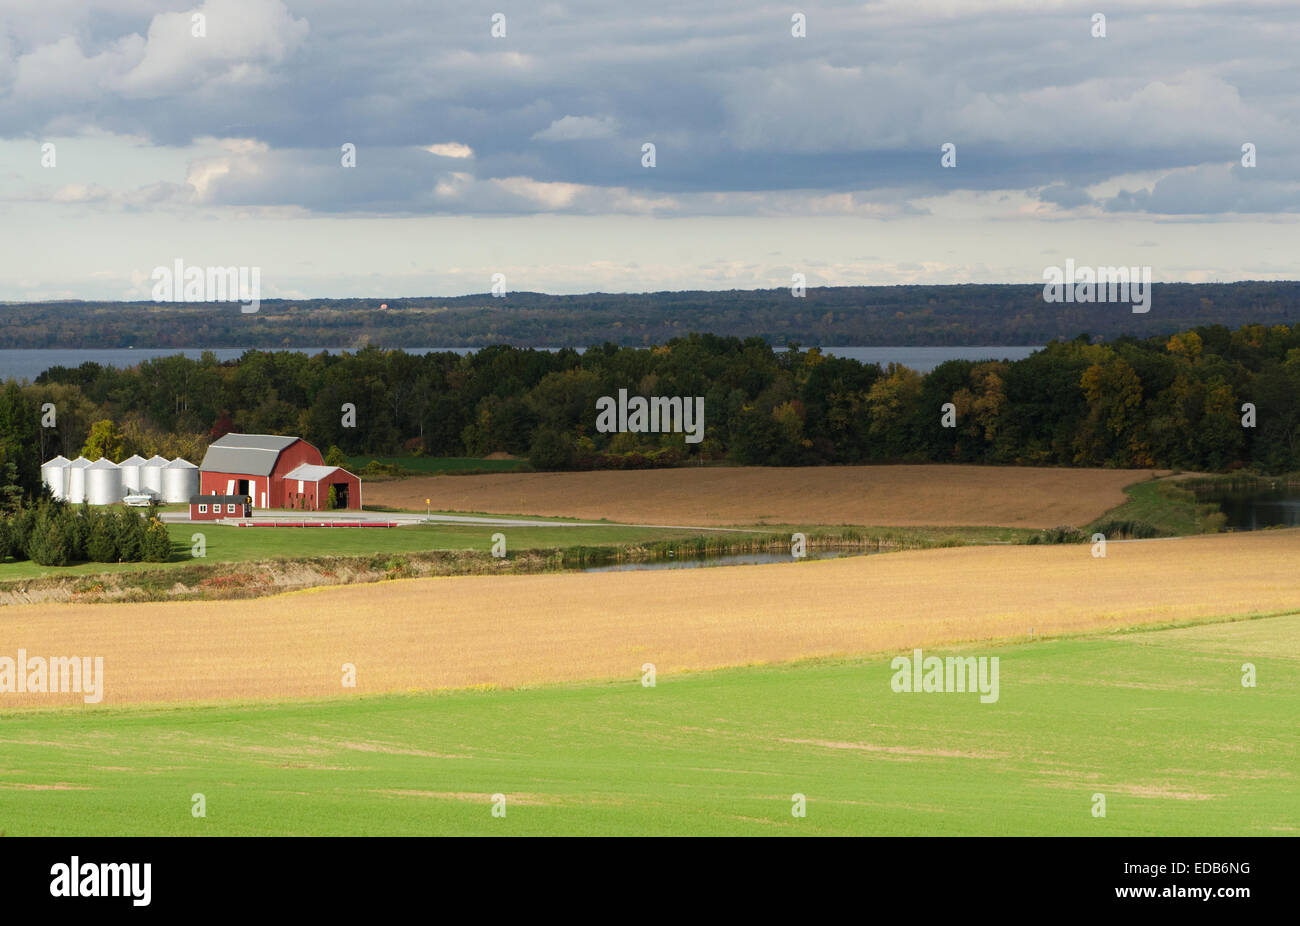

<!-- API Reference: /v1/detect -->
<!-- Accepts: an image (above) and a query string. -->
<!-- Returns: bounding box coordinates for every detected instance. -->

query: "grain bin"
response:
[161,458,199,503]
[41,455,70,500]
[65,456,92,504]
[118,454,146,494]
[85,457,123,505]
[140,455,168,496]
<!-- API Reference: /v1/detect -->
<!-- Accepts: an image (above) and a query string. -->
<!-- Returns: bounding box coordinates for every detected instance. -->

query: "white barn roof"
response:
[282,463,352,482]
[200,433,300,476]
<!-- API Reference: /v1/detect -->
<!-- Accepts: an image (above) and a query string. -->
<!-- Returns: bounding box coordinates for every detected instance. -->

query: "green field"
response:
[0,521,732,580]
[3,614,1294,836]
[0,519,1034,581]
[1087,478,1228,537]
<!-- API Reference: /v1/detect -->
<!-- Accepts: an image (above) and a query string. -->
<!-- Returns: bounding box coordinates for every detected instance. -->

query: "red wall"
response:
[198,472,269,506]
[267,440,325,508]
[283,468,362,511]
[189,500,249,520]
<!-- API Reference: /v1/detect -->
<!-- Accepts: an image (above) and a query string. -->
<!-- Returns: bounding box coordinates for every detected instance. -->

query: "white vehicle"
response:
[122,493,158,507]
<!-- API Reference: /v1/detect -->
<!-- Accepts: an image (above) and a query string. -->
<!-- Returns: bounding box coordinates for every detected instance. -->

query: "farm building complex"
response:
[197,433,362,510]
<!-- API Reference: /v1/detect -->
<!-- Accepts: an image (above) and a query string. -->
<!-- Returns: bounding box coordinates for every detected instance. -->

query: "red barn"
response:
[197,433,362,510]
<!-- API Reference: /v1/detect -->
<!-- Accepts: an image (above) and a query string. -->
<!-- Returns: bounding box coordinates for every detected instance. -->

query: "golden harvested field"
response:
[4,530,1296,706]
[367,464,1160,527]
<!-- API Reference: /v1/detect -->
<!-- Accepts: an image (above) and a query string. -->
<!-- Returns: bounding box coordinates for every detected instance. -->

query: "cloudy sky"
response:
[2,0,1298,301]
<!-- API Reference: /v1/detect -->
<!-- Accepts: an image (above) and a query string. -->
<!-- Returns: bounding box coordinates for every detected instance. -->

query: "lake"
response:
[1193,484,1300,530]
[0,345,1044,382]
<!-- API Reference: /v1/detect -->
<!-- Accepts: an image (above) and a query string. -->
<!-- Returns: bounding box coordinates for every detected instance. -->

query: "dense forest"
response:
[0,323,1297,504]
[3,282,1300,349]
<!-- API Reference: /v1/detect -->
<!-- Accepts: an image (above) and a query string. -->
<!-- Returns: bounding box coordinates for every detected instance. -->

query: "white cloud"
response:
[532,115,620,142]
[425,142,474,158]
[7,0,308,105]
[118,0,309,96]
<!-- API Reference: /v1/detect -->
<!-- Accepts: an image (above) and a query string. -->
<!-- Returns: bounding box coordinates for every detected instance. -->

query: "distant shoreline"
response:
[0,345,1045,382]
[2,282,1295,355]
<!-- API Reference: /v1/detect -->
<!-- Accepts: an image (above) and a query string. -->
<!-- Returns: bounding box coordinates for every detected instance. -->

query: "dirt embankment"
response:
[0,550,557,607]
[0,531,893,606]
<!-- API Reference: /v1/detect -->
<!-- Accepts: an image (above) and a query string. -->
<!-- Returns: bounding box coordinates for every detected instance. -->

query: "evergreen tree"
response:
[86,510,119,562]
[7,505,35,561]
[116,508,146,562]
[25,504,70,566]
[67,501,92,561]
[142,517,173,563]
[0,461,23,513]
[0,383,41,499]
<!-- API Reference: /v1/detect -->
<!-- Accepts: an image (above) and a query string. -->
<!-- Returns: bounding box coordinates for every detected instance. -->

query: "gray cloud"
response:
[3,0,1299,218]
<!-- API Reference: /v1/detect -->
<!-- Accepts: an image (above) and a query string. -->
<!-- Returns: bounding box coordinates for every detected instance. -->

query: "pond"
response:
[1193,484,1300,530]
[582,549,865,572]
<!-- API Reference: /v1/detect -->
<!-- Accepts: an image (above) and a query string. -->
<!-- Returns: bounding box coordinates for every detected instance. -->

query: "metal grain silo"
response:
[41,455,70,500]
[161,458,199,503]
[119,454,146,494]
[140,455,168,497]
[65,456,92,504]
[85,457,123,505]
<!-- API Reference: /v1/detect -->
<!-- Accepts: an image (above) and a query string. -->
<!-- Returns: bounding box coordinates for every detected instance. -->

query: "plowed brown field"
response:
[4,530,1295,706]
[366,465,1160,527]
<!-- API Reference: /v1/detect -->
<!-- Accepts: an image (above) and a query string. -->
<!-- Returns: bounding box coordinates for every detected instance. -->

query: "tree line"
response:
[3,281,1299,349]
[0,322,1296,500]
